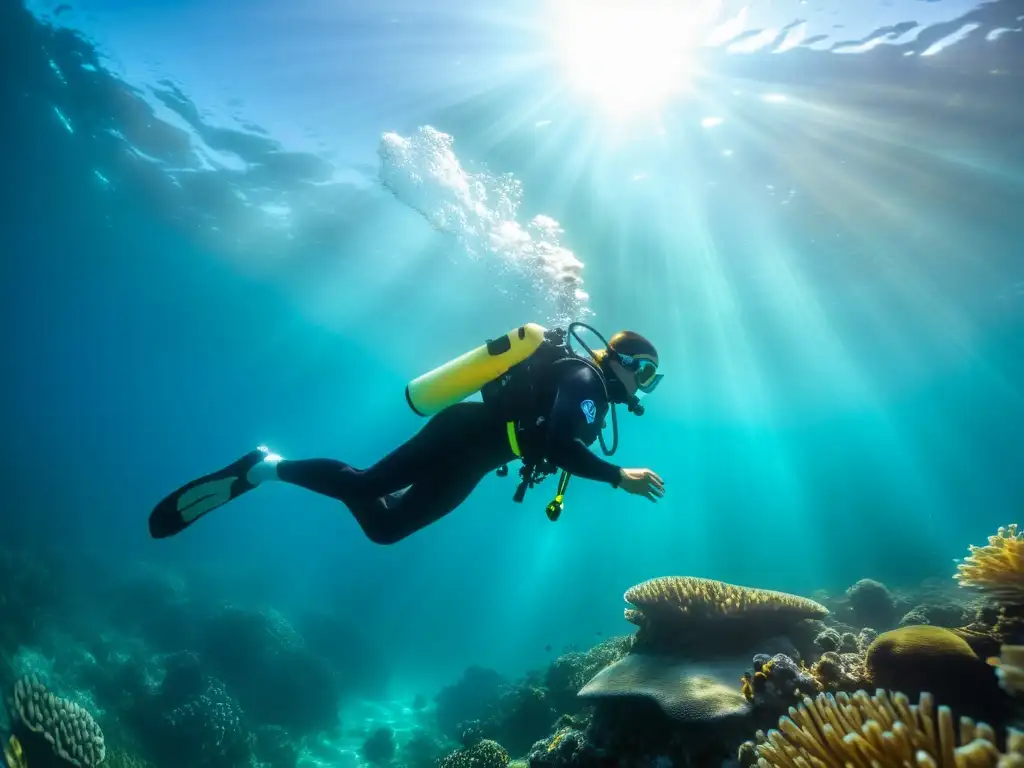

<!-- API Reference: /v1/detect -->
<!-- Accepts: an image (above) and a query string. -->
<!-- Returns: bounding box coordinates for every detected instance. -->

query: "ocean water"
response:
[1,0,1023,764]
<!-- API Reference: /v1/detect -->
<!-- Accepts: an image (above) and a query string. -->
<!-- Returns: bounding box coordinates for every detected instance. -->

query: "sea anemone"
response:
[955,525,1024,606]
[750,689,1022,768]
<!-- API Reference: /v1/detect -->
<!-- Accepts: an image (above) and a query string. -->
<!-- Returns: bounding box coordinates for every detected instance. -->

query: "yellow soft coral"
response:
[990,645,1024,698]
[751,689,1024,768]
[955,524,1024,605]
[4,736,26,768]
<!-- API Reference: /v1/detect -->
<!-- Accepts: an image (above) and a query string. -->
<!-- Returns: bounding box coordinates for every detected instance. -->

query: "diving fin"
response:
[148,446,273,539]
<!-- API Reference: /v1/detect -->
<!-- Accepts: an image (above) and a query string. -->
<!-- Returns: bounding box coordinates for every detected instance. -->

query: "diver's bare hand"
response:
[618,468,665,502]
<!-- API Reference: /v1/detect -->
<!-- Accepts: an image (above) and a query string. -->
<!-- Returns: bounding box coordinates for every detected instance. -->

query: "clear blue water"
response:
[3,0,1023,699]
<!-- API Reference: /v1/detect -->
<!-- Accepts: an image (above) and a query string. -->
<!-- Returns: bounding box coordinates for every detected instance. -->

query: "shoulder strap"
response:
[549,355,610,403]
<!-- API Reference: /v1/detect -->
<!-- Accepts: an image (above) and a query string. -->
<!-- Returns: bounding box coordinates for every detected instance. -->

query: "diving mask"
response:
[617,353,663,394]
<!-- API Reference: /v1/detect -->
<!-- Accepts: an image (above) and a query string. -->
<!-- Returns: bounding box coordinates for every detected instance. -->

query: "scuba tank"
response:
[405,323,548,416]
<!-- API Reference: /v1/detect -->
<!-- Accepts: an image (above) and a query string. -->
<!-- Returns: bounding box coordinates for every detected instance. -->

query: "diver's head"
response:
[595,330,662,403]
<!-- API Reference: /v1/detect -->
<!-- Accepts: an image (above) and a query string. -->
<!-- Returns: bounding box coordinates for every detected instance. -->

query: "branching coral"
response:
[955,525,1024,606]
[749,689,1023,768]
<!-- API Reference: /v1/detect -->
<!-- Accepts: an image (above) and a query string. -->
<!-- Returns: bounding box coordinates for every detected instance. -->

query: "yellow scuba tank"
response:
[405,323,548,416]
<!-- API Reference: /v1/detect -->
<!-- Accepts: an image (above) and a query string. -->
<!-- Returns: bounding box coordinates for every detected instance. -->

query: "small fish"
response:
[544,644,552,653]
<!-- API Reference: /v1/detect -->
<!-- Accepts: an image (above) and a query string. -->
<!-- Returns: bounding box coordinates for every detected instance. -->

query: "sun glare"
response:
[549,0,709,118]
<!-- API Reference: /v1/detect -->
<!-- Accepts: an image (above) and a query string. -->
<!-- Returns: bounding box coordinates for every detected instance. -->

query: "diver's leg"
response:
[352,460,493,544]
[274,402,500,500]
[276,403,513,543]
[148,402,510,542]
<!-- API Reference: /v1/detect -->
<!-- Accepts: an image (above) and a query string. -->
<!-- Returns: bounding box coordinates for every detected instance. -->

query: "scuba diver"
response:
[148,322,665,544]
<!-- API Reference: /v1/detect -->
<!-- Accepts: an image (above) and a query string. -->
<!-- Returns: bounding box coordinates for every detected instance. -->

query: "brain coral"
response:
[11,676,106,768]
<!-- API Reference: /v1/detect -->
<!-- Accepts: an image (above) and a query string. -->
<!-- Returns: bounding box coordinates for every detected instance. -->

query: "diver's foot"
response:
[148,446,282,539]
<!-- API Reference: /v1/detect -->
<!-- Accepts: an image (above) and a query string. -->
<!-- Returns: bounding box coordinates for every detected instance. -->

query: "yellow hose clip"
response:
[545,471,572,521]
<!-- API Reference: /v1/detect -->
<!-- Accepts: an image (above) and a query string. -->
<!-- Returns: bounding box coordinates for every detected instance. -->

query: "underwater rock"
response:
[252,724,298,768]
[845,578,897,630]
[899,601,970,628]
[838,632,859,653]
[488,682,557,758]
[812,628,841,653]
[199,603,340,735]
[459,720,486,748]
[362,726,397,766]
[0,551,64,655]
[435,665,506,740]
[294,609,389,700]
[527,727,598,768]
[401,727,451,768]
[578,652,751,723]
[808,651,867,693]
[544,636,632,713]
[740,654,815,711]
[855,627,878,653]
[108,567,195,654]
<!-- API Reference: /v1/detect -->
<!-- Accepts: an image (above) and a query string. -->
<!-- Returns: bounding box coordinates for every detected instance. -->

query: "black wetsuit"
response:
[277,360,622,544]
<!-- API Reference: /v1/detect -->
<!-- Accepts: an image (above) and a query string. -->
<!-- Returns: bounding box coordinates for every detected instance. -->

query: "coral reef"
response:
[899,601,971,628]
[845,578,898,630]
[624,577,828,653]
[955,524,1024,605]
[741,654,816,710]
[580,652,752,722]
[435,666,506,740]
[400,727,450,768]
[571,576,823,738]
[10,675,106,767]
[159,676,254,767]
[808,651,867,693]
[199,604,340,736]
[0,525,1017,768]
[745,689,1023,767]
[439,739,509,768]
[543,636,631,714]
[361,726,396,766]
